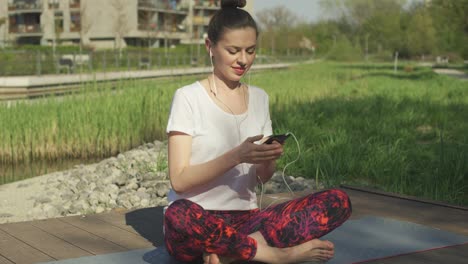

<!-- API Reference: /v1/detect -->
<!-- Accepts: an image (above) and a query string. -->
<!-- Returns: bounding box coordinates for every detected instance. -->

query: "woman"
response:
[164,1,352,263]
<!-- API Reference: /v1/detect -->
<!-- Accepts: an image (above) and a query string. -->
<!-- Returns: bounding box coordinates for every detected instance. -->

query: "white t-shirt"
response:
[166,81,273,210]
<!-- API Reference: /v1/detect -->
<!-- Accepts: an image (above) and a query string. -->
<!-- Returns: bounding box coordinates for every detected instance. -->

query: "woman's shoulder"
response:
[176,81,202,94]
[248,84,269,98]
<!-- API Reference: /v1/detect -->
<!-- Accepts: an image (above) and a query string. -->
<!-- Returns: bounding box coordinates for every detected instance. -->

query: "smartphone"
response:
[261,133,291,144]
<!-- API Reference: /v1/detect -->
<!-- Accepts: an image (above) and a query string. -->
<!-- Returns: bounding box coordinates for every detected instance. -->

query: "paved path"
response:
[0,63,292,100]
[433,68,468,80]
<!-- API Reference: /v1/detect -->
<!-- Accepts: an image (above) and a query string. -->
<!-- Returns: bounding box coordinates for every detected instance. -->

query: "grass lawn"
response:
[1,61,467,206]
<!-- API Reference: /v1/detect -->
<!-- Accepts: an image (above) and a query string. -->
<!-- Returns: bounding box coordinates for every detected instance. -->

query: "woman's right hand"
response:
[235,135,284,164]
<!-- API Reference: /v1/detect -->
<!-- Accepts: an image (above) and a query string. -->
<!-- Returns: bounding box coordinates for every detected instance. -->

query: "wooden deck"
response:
[0,187,467,264]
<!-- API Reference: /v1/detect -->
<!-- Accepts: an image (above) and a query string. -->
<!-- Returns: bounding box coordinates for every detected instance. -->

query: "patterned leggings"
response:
[164,189,352,263]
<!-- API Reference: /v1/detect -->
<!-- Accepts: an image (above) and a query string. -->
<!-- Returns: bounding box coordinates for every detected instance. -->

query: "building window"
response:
[54,11,64,33]
[70,12,81,32]
[8,0,42,10]
[70,0,80,9]
[49,0,59,9]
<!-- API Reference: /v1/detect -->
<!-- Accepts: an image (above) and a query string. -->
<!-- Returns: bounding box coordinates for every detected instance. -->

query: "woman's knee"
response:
[327,188,352,216]
[164,199,201,229]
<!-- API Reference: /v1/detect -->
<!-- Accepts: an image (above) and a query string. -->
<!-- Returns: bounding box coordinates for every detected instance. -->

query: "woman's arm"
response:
[254,141,283,183]
[168,131,240,193]
[168,132,283,194]
[255,160,276,184]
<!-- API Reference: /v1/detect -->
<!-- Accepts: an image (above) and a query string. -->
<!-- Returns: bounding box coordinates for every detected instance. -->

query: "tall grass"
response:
[0,76,194,165]
[1,62,467,206]
[254,62,468,206]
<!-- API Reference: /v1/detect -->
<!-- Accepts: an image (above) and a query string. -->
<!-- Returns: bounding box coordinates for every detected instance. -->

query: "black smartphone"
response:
[262,133,291,144]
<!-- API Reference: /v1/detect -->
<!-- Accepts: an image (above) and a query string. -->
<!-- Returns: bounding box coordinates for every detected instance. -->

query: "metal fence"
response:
[0,49,310,77]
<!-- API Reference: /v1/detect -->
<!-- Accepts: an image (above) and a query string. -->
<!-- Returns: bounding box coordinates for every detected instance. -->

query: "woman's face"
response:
[209,27,257,83]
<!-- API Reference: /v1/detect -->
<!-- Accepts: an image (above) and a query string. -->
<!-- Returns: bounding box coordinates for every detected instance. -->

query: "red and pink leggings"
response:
[164,189,352,262]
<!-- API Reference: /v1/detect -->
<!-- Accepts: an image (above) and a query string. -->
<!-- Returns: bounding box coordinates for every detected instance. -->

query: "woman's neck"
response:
[211,73,241,91]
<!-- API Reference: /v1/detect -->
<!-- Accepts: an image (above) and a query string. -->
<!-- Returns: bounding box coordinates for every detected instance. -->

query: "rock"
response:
[141,199,150,207]
[42,204,60,218]
[26,140,320,223]
[95,206,105,214]
[155,181,170,197]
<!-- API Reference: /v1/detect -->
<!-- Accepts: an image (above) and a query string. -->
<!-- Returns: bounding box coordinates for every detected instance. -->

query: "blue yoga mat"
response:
[39,216,468,264]
[322,216,468,263]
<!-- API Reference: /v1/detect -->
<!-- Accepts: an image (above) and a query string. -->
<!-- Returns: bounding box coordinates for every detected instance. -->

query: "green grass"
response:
[256,62,468,206]
[1,62,467,206]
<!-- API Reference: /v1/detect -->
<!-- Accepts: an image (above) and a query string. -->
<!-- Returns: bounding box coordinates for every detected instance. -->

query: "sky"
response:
[253,0,332,23]
[253,0,422,24]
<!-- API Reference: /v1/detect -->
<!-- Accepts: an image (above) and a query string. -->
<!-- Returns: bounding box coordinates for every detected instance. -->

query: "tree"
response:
[320,0,407,27]
[320,0,408,58]
[0,17,6,48]
[429,0,468,58]
[112,0,130,53]
[309,21,342,55]
[405,7,436,58]
[139,9,159,49]
[256,6,298,55]
[79,0,94,51]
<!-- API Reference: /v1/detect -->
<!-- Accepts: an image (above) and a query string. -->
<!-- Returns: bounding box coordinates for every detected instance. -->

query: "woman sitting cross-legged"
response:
[163,1,352,263]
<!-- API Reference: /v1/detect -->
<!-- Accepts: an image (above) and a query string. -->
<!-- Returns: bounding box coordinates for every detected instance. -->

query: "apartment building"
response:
[0,0,254,49]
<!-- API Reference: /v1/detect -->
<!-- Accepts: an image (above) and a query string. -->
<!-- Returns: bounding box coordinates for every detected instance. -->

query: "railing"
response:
[138,23,185,33]
[70,25,81,32]
[192,16,210,25]
[194,0,219,8]
[8,0,42,11]
[9,24,42,34]
[138,0,188,11]
[0,49,304,77]
[138,24,157,31]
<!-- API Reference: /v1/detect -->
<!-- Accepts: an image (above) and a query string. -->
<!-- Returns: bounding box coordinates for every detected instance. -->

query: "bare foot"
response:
[203,253,234,264]
[281,239,335,263]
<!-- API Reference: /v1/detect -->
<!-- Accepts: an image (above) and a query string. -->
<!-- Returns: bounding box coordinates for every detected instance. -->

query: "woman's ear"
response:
[205,38,213,57]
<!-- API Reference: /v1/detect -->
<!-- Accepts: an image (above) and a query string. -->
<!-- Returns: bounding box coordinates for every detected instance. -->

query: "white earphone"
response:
[209,48,218,96]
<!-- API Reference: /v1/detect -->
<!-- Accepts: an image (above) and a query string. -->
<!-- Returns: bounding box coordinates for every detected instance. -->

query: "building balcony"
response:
[133,28,188,40]
[70,24,81,32]
[138,23,186,33]
[193,16,210,25]
[8,0,42,12]
[9,24,42,35]
[138,0,189,12]
[193,0,219,10]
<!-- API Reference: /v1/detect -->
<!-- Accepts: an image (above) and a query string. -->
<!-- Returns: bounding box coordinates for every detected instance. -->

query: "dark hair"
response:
[207,0,258,45]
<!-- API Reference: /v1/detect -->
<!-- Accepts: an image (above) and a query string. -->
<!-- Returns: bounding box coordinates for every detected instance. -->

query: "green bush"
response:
[327,37,363,61]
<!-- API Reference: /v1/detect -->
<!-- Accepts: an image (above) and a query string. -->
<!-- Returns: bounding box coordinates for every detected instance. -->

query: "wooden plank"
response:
[0,221,91,260]
[92,210,140,235]
[0,254,13,264]
[31,218,127,255]
[0,228,54,264]
[60,215,153,250]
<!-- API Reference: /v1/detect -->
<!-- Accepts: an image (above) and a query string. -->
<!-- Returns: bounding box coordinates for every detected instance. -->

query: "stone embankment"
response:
[2,140,320,222]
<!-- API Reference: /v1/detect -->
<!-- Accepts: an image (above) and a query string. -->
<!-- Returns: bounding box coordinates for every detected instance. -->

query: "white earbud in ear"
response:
[209,48,213,58]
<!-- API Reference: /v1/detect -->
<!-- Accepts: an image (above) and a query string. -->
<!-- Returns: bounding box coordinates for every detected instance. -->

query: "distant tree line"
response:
[256,0,468,62]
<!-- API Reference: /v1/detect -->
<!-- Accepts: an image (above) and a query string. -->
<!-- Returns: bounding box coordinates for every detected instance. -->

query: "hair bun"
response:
[221,0,246,9]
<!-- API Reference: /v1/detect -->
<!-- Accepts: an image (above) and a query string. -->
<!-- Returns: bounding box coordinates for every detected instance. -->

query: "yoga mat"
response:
[322,216,468,263]
[39,216,468,264]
